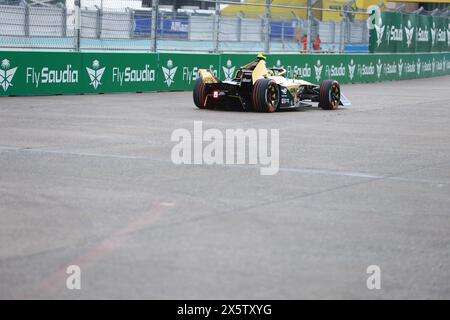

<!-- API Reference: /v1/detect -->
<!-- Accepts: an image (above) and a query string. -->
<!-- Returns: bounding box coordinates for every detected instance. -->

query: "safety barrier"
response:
[1,51,450,97]
[369,11,450,54]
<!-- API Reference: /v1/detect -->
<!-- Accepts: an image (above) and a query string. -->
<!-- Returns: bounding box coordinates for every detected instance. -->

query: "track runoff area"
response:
[1,75,450,301]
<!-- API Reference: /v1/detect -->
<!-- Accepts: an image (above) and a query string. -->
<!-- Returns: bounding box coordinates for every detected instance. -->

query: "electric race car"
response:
[193,56,350,112]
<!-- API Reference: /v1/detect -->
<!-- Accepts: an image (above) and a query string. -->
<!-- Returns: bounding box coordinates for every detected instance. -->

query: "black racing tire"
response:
[251,78,280,113]
[319,80,340,110]
[193,77,210,109]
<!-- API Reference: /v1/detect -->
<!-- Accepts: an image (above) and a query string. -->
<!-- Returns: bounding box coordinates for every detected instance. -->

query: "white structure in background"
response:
[65,0,145,11]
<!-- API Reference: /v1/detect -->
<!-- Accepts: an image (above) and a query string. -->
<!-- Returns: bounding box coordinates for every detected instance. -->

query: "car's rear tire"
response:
[319,80,340,110]
[193,77,210,109]
[251,78,280,112]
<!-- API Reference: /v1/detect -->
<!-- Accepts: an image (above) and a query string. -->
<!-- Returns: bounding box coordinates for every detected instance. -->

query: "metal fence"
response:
[0,0,388,53]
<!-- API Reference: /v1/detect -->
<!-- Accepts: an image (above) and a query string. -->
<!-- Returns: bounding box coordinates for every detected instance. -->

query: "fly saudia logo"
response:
[86,60,106,90]
[447,24,450,46]
[416,58,421,75]
[383,62,397,75]
[325,63,345,79]
[405,62,416,74]
[387,24,403,42]
[26,65,78,88]
[162,60,178,87]
[376,59,383,78]
[416,26,429,42]
[374,18,385,47]
[112,65,155,86]
[404,20,414,47]
[435,59,443,71]
[183,66,217,84]
[222,59,235,81]
[0,59,18,92]
[357,63,375,77]
[398,59,403,77]
[289,64,311,79]
[437,29,446,43]
[314,60,323,82]
[431,22,436,46]
[348,59,356,80]
[422,60,432,73]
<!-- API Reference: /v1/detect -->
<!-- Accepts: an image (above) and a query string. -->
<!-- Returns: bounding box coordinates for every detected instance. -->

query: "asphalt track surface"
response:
[1,76,450,299]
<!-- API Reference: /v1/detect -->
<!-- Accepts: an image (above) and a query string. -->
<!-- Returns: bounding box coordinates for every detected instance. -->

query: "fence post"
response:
[237,13,242,42]
[61,5,67,38]
[151,0,159,52]
[265,0,270,53]
[307,0,312,53]
[95,6,102,39]
[214,0,220,52]
[129,9,135,39]
[23,1,29,37]
[74,0,81,51]
[341,18,347,53]
[160,11,164,39]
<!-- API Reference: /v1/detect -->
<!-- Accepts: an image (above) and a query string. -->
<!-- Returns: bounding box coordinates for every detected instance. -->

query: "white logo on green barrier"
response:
[348,59,356,80]
[86,60,106,90]
[283,63,311,79]
[26,65,78,88]
[162,60,178,87]
[405,20,414,47]
[435,59,443,72]
[398,59,403,77]
[295,63,311,79]
[383,62,397,76]
[357,63,375,77]
[437,29,446,43]
[417,26,429,43]
[326,63,345,79]
[422,60,431,73]
[432,58,435,73]
[314,60,323,81]
[431,22,437,47]
[222,60,235,81]
[388,24,403,43]
[112,65,155,86]
[376,59,382,79]
[447,24,450,46]
[276,60,282,68]
[183,66,217,84]
[0,59,17,92]
[416,58,421,75]
[374,19,385,47]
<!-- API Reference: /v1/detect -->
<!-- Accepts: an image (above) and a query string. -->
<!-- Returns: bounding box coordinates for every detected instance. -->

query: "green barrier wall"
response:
[1,51,450,97]
[369,11,450,53]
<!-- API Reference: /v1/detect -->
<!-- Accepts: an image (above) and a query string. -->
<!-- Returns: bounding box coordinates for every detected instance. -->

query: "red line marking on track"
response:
[17,201,175,299]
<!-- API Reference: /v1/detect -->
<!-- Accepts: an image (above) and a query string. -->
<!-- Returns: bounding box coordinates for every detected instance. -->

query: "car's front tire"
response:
[251,78,280,112]
[319,80,340,110]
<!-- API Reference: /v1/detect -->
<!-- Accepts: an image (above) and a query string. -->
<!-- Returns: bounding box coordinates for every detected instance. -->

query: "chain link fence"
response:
[0,0,446,53]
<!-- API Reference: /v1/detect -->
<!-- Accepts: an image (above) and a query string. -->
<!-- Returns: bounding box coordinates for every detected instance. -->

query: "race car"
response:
[193,55,350,112]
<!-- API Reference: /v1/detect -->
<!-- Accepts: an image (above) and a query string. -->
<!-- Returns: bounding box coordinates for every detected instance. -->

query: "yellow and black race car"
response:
[193,54,351,112]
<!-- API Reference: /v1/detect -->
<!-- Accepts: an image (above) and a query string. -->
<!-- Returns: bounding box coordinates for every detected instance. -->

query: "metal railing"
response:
[1,0,444,53]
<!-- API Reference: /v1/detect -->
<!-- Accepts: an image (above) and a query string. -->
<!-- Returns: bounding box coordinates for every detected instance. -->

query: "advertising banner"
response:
[157,53,220,91]
[370,11,450,54]
[1,51,450,97]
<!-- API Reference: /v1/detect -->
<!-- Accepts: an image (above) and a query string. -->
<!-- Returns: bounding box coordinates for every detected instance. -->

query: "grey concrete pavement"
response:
[0,76,450,299]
